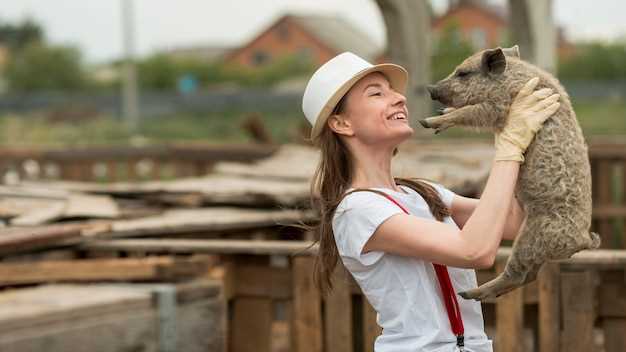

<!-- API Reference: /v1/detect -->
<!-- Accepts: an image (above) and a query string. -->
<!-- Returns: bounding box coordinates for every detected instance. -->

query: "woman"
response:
[299,52,559,351]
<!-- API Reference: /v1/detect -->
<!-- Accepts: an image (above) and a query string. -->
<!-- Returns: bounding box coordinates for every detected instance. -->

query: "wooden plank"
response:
[592,205,626,218]
[291,256,322,352]
[560,271,596,352]
[538,262,560,352]
[0,256,209,286]
[622,160,626,249]
[106,160,118,182]
[597,159,614,247]
[83,239,319,256]
[603,319,626,352]
[0,223,95,256]
[495,260,524,352]
[362,299,381,352]
[235,265,292,299]
[84,241,626,269]
[599,275,626,318]
[324,265,353,352]
[230,297,272,352]
[78,207,317,238]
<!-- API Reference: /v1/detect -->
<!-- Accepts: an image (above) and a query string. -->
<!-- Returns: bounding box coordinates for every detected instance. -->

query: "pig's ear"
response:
[481,48,506,75]
[502,45,520,58]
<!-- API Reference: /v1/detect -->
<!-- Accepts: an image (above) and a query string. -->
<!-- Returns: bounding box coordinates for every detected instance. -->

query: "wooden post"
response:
[495,260,524,352]
[538,262,560,352]
[362,299,381,352]
[291,256,322,352]
[230,297,273,352]
[560,270,596,352]
[600,278,626,352]
[324,265,353,352]
[597,160,614,247]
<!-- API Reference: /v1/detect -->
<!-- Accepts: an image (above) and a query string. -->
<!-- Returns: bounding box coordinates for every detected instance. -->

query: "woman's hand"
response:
[494,77,561,162]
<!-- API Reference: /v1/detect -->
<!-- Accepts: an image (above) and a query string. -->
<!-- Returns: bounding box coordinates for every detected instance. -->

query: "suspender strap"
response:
[372,190,465,350]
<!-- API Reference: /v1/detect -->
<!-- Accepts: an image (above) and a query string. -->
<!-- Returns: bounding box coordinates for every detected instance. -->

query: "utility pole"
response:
[121,0,140,132]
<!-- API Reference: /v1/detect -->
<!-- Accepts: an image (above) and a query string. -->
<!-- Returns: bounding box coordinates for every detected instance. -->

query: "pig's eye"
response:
[456,70,471,78]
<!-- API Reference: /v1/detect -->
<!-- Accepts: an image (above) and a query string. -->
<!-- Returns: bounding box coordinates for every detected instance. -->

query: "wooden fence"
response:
[589,141,626,249]
[2,140,625,248]
[82,239,626,352]
[0,143,277,182]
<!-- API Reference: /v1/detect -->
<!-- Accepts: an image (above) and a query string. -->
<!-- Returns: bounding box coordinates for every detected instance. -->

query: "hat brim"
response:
[310,63,408,141]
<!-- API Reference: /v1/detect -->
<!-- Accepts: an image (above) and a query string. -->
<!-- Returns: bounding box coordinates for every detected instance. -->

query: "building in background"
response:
[433,0,574,58]
[222,13,384,69]
[161,1,573,70]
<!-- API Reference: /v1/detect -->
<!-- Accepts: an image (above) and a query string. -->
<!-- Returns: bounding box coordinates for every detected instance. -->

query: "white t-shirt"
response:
[332,181,493,352]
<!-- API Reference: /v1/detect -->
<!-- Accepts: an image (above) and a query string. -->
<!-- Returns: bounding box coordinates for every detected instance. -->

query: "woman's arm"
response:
[450,193,525,240]
[362,160,519,269]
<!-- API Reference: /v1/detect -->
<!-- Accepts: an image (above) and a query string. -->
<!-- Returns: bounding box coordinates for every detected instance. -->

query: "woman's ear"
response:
[327,114,354,136]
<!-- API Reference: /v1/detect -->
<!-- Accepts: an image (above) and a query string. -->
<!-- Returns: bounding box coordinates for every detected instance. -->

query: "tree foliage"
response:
[558,42,626,81]
[5,43,86,92]
[431,21,475,81]
[0,17,43,51]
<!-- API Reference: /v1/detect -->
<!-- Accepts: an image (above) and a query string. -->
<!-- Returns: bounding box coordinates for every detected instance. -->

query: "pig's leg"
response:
[420,103,503,133]
[458,214,548,301]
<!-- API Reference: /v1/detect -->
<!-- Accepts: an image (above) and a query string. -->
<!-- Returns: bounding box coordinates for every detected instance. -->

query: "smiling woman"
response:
[293,51,560,352]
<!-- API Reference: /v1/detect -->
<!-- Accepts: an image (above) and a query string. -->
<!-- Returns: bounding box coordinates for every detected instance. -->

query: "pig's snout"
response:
[426,85,439,101]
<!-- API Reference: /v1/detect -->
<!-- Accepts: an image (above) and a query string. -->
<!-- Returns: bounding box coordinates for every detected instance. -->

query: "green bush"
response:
[5,43,87,92]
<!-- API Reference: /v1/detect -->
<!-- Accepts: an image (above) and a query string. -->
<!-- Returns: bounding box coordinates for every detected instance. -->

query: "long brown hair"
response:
[294,94,450,297]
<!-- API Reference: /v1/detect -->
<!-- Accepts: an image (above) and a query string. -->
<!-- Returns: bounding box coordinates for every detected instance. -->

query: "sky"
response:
[2,0,626,64]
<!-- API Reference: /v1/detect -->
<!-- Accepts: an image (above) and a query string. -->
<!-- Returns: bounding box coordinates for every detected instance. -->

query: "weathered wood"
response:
[0,256,209,286]
[603,319,626,352]
[0,223,100,256]
[0,185,119,225]
[560,271,596,352]
[599,275,626,318]
[538,262,560,352]
[362,298,381,352]
[0,279,225,352]
[93,207,316,238]
[231,298,272,352]
[495,260,524,352]
[597,159,614,247]
[83,239,319,255]
[85,240,626,268]
[324,265,353,352]
[235,265,291,299]
[291,256,322,352]
[21,172,311,207]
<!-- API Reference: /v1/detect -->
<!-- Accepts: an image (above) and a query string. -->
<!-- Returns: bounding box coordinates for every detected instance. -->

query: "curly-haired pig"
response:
[420,45,600,300]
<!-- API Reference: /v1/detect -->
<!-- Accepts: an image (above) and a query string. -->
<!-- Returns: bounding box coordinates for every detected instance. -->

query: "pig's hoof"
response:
[459,288,484,301]
[419,119,430,128]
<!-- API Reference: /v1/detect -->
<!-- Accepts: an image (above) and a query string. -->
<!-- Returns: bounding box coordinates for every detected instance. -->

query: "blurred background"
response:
[1,0,624,146]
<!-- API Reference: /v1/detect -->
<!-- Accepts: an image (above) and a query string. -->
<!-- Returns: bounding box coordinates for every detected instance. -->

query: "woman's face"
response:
[328,72,412,146]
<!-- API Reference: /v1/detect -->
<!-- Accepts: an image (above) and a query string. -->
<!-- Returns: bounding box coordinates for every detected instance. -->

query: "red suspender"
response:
[374,191,465,350]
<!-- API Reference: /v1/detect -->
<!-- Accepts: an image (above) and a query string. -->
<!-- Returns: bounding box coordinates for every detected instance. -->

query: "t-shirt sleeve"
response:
[332,191,404,266]
[421,180,456,208]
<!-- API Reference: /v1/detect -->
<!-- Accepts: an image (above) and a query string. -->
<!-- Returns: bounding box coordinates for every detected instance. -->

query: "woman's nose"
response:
[392,90,407,105]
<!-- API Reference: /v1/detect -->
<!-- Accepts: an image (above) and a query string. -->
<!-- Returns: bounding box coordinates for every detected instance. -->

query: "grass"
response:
[0,98,624,147]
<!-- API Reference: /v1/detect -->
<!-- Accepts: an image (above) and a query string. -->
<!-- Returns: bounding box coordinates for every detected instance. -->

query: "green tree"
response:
[558,42,626,81]
[0,17,43,51]
[5,43,86,92]
[431,21,475,81]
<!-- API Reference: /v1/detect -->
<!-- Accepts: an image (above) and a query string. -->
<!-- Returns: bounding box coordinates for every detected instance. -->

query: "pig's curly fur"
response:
[424,47,600,300]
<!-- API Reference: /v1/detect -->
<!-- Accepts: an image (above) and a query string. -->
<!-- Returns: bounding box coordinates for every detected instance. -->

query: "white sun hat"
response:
[302,51,408,142]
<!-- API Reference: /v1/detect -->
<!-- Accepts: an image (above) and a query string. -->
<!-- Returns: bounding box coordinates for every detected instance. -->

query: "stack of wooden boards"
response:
[0,141,494,352]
